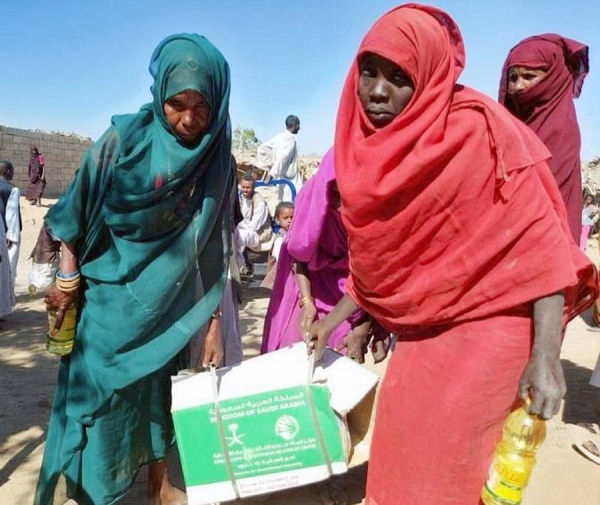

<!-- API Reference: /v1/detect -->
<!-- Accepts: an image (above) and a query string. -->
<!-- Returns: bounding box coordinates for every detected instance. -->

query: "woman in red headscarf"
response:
[499,34,589,242]
[306,4,597,504]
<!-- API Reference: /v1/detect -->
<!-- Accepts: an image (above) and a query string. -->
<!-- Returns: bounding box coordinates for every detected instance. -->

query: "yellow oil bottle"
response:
[481,402,546,505]
[46,306,78,356]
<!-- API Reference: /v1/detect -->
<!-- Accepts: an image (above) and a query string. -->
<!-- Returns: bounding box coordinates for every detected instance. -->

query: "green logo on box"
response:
[173,385,344,487]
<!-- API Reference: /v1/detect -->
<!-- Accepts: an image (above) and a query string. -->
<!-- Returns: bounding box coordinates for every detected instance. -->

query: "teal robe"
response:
[35,34,232,504]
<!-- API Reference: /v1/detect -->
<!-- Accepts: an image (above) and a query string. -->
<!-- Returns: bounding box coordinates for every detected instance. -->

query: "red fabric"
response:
[366,311,534,505]
[334,4,596,333]
[499,35,589,242]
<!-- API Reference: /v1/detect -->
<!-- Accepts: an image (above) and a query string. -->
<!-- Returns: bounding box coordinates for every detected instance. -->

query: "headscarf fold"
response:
[286,150,349,272]
[499,34,588,240]
[334,4,596,332]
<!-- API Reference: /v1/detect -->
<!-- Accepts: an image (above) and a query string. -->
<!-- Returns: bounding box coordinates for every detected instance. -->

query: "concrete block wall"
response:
[0,125,94,199]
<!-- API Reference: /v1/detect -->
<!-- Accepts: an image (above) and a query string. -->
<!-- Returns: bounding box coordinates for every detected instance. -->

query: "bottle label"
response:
[47,309,77,342]
[484,458,529,504]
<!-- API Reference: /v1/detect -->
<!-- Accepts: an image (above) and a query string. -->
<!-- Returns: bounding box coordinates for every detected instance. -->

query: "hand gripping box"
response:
[171,343,379,504]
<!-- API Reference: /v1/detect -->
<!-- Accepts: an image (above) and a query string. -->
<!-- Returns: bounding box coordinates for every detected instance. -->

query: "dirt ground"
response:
[1,197,599,505]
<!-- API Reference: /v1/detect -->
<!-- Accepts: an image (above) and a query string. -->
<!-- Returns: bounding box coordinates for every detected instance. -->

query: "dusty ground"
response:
[1,197,599,504]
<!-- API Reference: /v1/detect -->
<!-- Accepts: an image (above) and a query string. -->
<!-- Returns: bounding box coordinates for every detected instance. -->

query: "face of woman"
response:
[507,66,548,95]
[163,90,211,145]
[358,53,414,129]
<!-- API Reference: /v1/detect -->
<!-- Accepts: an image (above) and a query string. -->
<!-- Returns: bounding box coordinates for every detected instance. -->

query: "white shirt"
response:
[5,187,21,244]
[257,130,299,180]
[237,194,270,233]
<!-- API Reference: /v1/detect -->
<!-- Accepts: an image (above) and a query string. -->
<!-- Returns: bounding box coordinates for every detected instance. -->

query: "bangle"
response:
[57,270,80,279]
[211,310,222,320]
[55,271,81,293]
[298,296,314,308]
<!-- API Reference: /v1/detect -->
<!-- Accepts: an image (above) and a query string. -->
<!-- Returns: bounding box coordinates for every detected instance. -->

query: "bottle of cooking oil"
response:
[481,401,546,505]
[46,306,78,356]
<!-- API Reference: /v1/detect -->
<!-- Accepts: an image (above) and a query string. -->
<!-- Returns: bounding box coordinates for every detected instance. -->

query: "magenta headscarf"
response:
[499,34,589,241]
[261,148,362,353]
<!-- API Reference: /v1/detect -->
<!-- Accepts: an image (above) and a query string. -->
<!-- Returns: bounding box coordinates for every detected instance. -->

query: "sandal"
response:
[576,422,600,435]
[573,440,600,465]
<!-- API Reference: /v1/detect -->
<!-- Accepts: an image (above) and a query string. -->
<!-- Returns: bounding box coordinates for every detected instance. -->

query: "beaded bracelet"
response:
[56,270,81,280]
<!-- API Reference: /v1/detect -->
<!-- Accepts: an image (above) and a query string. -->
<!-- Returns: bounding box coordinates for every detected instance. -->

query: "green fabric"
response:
[35,34,233,505]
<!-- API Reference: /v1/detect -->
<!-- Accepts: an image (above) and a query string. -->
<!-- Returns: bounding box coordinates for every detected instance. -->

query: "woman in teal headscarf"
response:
[35,34,233,505]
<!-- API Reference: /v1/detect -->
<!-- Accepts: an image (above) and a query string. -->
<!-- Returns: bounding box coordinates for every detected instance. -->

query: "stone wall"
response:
[0,125,94,199]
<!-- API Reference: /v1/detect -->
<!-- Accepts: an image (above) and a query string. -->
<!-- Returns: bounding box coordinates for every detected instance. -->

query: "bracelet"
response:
[55,272,81,293]
[211,310,222,320]
[56,270,80,279]
[298,296,315,309]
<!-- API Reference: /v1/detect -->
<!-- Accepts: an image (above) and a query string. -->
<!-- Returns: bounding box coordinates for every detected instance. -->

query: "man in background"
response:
[0,160,22,303]
[257,115,303,202]
[233,171,273,276]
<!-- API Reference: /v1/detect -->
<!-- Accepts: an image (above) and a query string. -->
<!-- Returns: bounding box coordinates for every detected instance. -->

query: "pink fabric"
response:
[261,149,361,353]
[580,225,592,250]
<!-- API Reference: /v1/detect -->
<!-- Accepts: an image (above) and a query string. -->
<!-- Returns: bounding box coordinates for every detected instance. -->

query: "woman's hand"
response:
[370,333,392,363]
[518,354,566,420]
[45,284,78,331]
[521,291,566,420]
[200,318,224,369]
[307,315,337,360]
[305,294,361,360]
[47,241,80,331]
[299,300,318,338]
[335,319,371,363]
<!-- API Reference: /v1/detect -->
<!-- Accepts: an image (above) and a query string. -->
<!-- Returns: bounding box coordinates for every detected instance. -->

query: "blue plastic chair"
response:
[254,178,297,202]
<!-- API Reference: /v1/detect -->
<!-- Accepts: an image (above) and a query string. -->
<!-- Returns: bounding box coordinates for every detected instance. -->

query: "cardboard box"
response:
[171,343,379,504]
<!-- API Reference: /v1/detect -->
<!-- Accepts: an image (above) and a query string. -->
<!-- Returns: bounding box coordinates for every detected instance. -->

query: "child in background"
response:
[261,201,294,290]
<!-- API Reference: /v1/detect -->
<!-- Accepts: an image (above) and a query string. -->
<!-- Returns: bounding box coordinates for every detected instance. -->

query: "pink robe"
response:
[261,149,362,353]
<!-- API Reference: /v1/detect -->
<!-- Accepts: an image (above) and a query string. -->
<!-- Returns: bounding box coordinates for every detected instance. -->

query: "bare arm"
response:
[293,261,318,336]
[519,291,566,419]
[200,311,224,368]
[59,242,78,274]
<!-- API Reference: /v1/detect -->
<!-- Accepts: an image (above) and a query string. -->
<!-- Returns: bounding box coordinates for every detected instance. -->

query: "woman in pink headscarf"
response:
[499,34,589,241]
[261,149,388,362]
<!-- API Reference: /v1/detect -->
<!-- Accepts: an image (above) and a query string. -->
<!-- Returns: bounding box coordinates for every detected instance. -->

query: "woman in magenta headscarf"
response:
[499,34,589,241]
[261,149,387,362]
